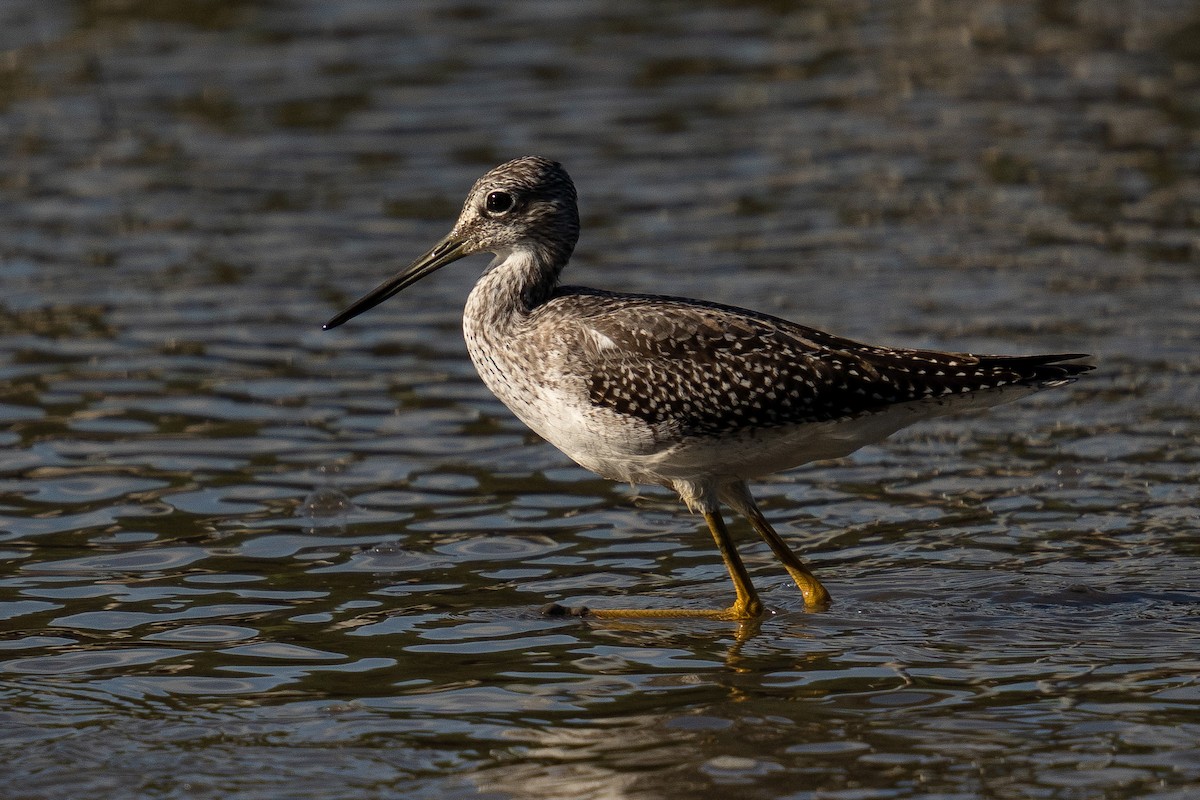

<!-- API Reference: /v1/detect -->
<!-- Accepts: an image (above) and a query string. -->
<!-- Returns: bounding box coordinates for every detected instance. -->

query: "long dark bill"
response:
[323,234,469,330]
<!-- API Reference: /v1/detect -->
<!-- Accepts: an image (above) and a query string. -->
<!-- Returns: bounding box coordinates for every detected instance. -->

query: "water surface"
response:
[2,1,1198,798]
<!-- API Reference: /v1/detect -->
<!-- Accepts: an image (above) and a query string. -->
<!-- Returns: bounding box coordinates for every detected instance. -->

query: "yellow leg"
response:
[546,509,764,621]
[738,496,832,610]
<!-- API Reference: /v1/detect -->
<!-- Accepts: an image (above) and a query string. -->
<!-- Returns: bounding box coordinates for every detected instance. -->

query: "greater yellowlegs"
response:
[325,156,1092,620]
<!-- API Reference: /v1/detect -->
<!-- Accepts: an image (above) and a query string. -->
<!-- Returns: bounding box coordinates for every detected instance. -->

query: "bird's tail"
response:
[978,353,1095,388]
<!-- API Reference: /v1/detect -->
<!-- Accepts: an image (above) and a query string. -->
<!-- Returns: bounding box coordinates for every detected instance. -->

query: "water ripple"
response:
[0,1,1196,798]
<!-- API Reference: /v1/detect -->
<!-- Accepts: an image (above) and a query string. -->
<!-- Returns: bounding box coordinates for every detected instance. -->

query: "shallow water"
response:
[2,1,1199,798]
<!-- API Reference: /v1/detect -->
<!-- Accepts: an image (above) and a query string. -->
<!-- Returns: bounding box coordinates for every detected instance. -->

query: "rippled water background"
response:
[2,1,1199,798]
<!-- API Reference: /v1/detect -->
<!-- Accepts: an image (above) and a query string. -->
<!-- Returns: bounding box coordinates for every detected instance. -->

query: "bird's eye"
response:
[485,191,515,214]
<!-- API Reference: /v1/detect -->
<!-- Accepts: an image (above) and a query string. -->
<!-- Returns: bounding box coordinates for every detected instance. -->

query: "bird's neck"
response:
[465,247,563,330]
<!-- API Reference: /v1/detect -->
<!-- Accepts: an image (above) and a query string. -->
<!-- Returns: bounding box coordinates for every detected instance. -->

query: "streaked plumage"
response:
[326,156,1092,620]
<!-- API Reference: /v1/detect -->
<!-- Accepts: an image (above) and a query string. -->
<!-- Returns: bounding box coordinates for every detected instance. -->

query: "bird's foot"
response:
[786,570,833,611]
[551,597,764,621]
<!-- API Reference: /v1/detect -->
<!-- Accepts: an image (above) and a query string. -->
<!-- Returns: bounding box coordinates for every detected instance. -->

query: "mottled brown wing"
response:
[541,288,1091,438]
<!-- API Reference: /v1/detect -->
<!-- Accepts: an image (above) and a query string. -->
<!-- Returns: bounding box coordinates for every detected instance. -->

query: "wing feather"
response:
[534,287,1091,438]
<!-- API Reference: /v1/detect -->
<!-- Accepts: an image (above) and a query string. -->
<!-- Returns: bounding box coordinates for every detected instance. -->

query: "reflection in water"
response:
[1,0,1199,797]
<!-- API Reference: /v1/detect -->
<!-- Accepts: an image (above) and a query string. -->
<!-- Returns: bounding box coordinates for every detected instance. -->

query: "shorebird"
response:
[324,156,1091,620]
